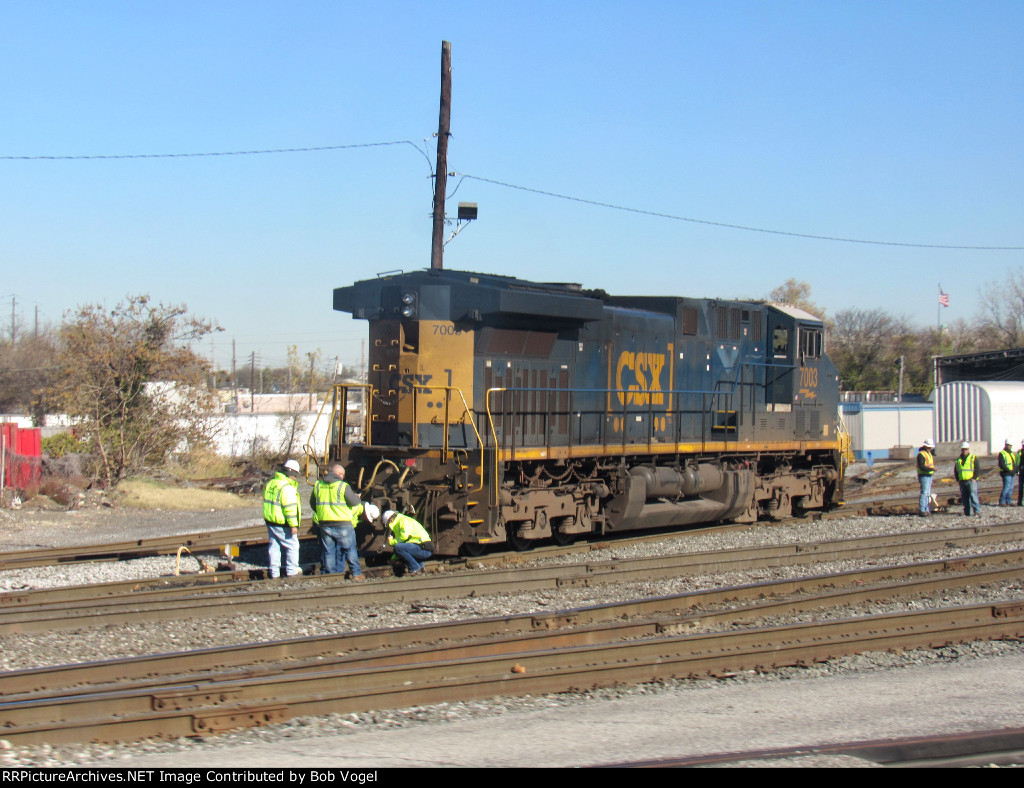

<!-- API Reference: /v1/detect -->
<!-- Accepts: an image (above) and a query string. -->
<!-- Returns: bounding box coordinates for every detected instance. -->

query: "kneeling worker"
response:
[382,510,433,576]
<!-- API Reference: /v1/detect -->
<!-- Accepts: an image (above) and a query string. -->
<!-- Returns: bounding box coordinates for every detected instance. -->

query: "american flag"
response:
[939,289,950,308]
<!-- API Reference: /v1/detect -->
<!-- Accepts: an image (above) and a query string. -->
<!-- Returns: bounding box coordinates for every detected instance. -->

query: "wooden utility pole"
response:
[430,41,452,270]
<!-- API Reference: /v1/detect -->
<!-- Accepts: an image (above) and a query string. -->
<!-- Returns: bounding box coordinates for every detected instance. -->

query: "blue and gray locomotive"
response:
[317,267,844,556]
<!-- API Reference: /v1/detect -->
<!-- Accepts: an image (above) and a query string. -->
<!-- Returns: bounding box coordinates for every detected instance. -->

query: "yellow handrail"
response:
[409,384,486,493]
[303,383,373,477]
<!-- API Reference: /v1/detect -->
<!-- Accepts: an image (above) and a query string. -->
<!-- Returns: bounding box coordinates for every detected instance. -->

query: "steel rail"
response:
[3,600,1024,746]
[4,522,1024,633]
[3,549,1024,710]
[0,523,274,570]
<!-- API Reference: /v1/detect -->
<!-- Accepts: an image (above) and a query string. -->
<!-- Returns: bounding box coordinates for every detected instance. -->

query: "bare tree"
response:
[829,308,914,392]
[0,326,59,424]
[275,345,324,460]
[766,279,825,318]
[53,296,218,486]
[978,268,1024,348]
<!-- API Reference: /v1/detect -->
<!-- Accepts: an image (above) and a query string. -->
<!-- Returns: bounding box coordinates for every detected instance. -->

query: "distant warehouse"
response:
[842,348,1024,460]
[933,348,1024,454]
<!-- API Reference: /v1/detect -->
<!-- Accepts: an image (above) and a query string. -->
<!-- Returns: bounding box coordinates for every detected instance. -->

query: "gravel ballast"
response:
[3,482,1024,767]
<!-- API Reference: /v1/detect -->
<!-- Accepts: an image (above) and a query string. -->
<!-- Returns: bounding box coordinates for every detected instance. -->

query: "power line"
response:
[0,140,426,161]
[458,174,1024,251]
[2,139,1019,250]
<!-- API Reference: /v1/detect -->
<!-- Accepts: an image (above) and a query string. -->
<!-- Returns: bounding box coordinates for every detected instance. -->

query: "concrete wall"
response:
[209,412,330,460]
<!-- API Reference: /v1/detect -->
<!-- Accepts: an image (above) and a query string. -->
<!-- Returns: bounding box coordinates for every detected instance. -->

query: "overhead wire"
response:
[2,140,1021,251]
[456,174,1024,251]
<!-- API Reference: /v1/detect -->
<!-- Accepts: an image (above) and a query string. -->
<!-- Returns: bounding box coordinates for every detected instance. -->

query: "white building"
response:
[840,398,934,461]
[933,381,1024,455]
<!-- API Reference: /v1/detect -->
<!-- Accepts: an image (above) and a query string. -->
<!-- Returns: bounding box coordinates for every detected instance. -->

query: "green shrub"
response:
[42,432,91,458]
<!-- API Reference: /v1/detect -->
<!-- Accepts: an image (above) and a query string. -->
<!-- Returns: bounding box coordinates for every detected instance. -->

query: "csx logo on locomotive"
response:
[615,350,668,406]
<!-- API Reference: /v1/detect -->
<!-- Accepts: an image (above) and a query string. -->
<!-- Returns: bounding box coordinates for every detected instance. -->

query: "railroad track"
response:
[3,549,1024,746]
[0,523,271,571]
[4,521,1024,633]
[0,478,1003,572]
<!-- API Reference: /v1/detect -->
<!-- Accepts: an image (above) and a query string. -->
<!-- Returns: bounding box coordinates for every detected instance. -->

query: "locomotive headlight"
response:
[400,291,417,319]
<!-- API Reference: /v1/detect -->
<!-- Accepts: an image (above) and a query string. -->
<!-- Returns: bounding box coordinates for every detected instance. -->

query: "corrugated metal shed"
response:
[934,381,1024,454]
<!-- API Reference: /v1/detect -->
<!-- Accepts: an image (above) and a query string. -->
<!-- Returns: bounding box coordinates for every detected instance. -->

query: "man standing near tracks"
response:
[1017,439,1024,507]
[999,438,1018,506]
[310,463,370,580]
[954,442,981,517]
[917,440,936,516]
[263,459,303,578]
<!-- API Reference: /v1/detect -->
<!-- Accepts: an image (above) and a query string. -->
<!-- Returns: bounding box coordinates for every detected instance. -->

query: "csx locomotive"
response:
[313,267,844,557]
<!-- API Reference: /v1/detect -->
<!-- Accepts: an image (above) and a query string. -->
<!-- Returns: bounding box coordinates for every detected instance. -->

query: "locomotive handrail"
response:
[484,375,841,491]
[303,383,373,473]
[485,384,754,506]
[409,384,486,493]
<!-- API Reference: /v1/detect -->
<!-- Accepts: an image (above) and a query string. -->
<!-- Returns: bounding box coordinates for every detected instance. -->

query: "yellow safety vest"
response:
[312,479,362,524]
[386,513,431,546]
[263,473,300,526]
[955,454,976,481]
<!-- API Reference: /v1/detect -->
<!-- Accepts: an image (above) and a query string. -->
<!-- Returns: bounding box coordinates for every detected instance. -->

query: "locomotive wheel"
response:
[460,541,487,558]
[507,524,534,552]
[551,516,575,546]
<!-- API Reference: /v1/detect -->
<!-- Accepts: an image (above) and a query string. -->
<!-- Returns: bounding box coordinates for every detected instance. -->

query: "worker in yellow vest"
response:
[262,459,303,578]
[382,510,433,576]
[310,464,367,579]
[1017,439,1024,507]
[999,438,1017,506]
[916,440,936,516]
[954,442,981,516]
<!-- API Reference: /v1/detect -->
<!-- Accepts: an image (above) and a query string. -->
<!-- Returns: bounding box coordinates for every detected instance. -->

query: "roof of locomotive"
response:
[333,268,825,326]
[333,267,606,323]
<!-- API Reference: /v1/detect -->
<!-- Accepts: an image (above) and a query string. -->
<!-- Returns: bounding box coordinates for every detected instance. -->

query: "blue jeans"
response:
[918,475,933,514]
[318,522,361,576]
[1001,475,1015,505]
[266,523,301,578]
[394,541,432,573]
[959,480,981,515]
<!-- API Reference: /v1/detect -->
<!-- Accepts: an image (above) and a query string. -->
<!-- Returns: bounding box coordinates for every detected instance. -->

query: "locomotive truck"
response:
[308,267,844,557]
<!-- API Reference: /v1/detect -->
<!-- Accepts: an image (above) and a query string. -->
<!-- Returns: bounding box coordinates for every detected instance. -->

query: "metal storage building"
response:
[933,381,1024,454]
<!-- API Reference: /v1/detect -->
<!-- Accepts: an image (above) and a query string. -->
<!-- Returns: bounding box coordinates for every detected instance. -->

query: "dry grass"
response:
[117,478,254,510]
[168,449,241,481]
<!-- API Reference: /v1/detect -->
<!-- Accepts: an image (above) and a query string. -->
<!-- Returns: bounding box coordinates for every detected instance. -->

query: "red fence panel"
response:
[1,423,42,490]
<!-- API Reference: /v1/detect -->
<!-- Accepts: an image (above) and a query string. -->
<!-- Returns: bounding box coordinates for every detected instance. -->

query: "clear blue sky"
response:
[2,1,1021,374]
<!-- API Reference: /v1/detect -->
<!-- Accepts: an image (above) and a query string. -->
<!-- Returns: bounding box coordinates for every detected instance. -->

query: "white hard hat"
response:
[961,442,970,449]
[923,440,935,449]
[382,510,397,526]
[362,503,380,521]
[1007,438,1014,446]
[283,459,301,475]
